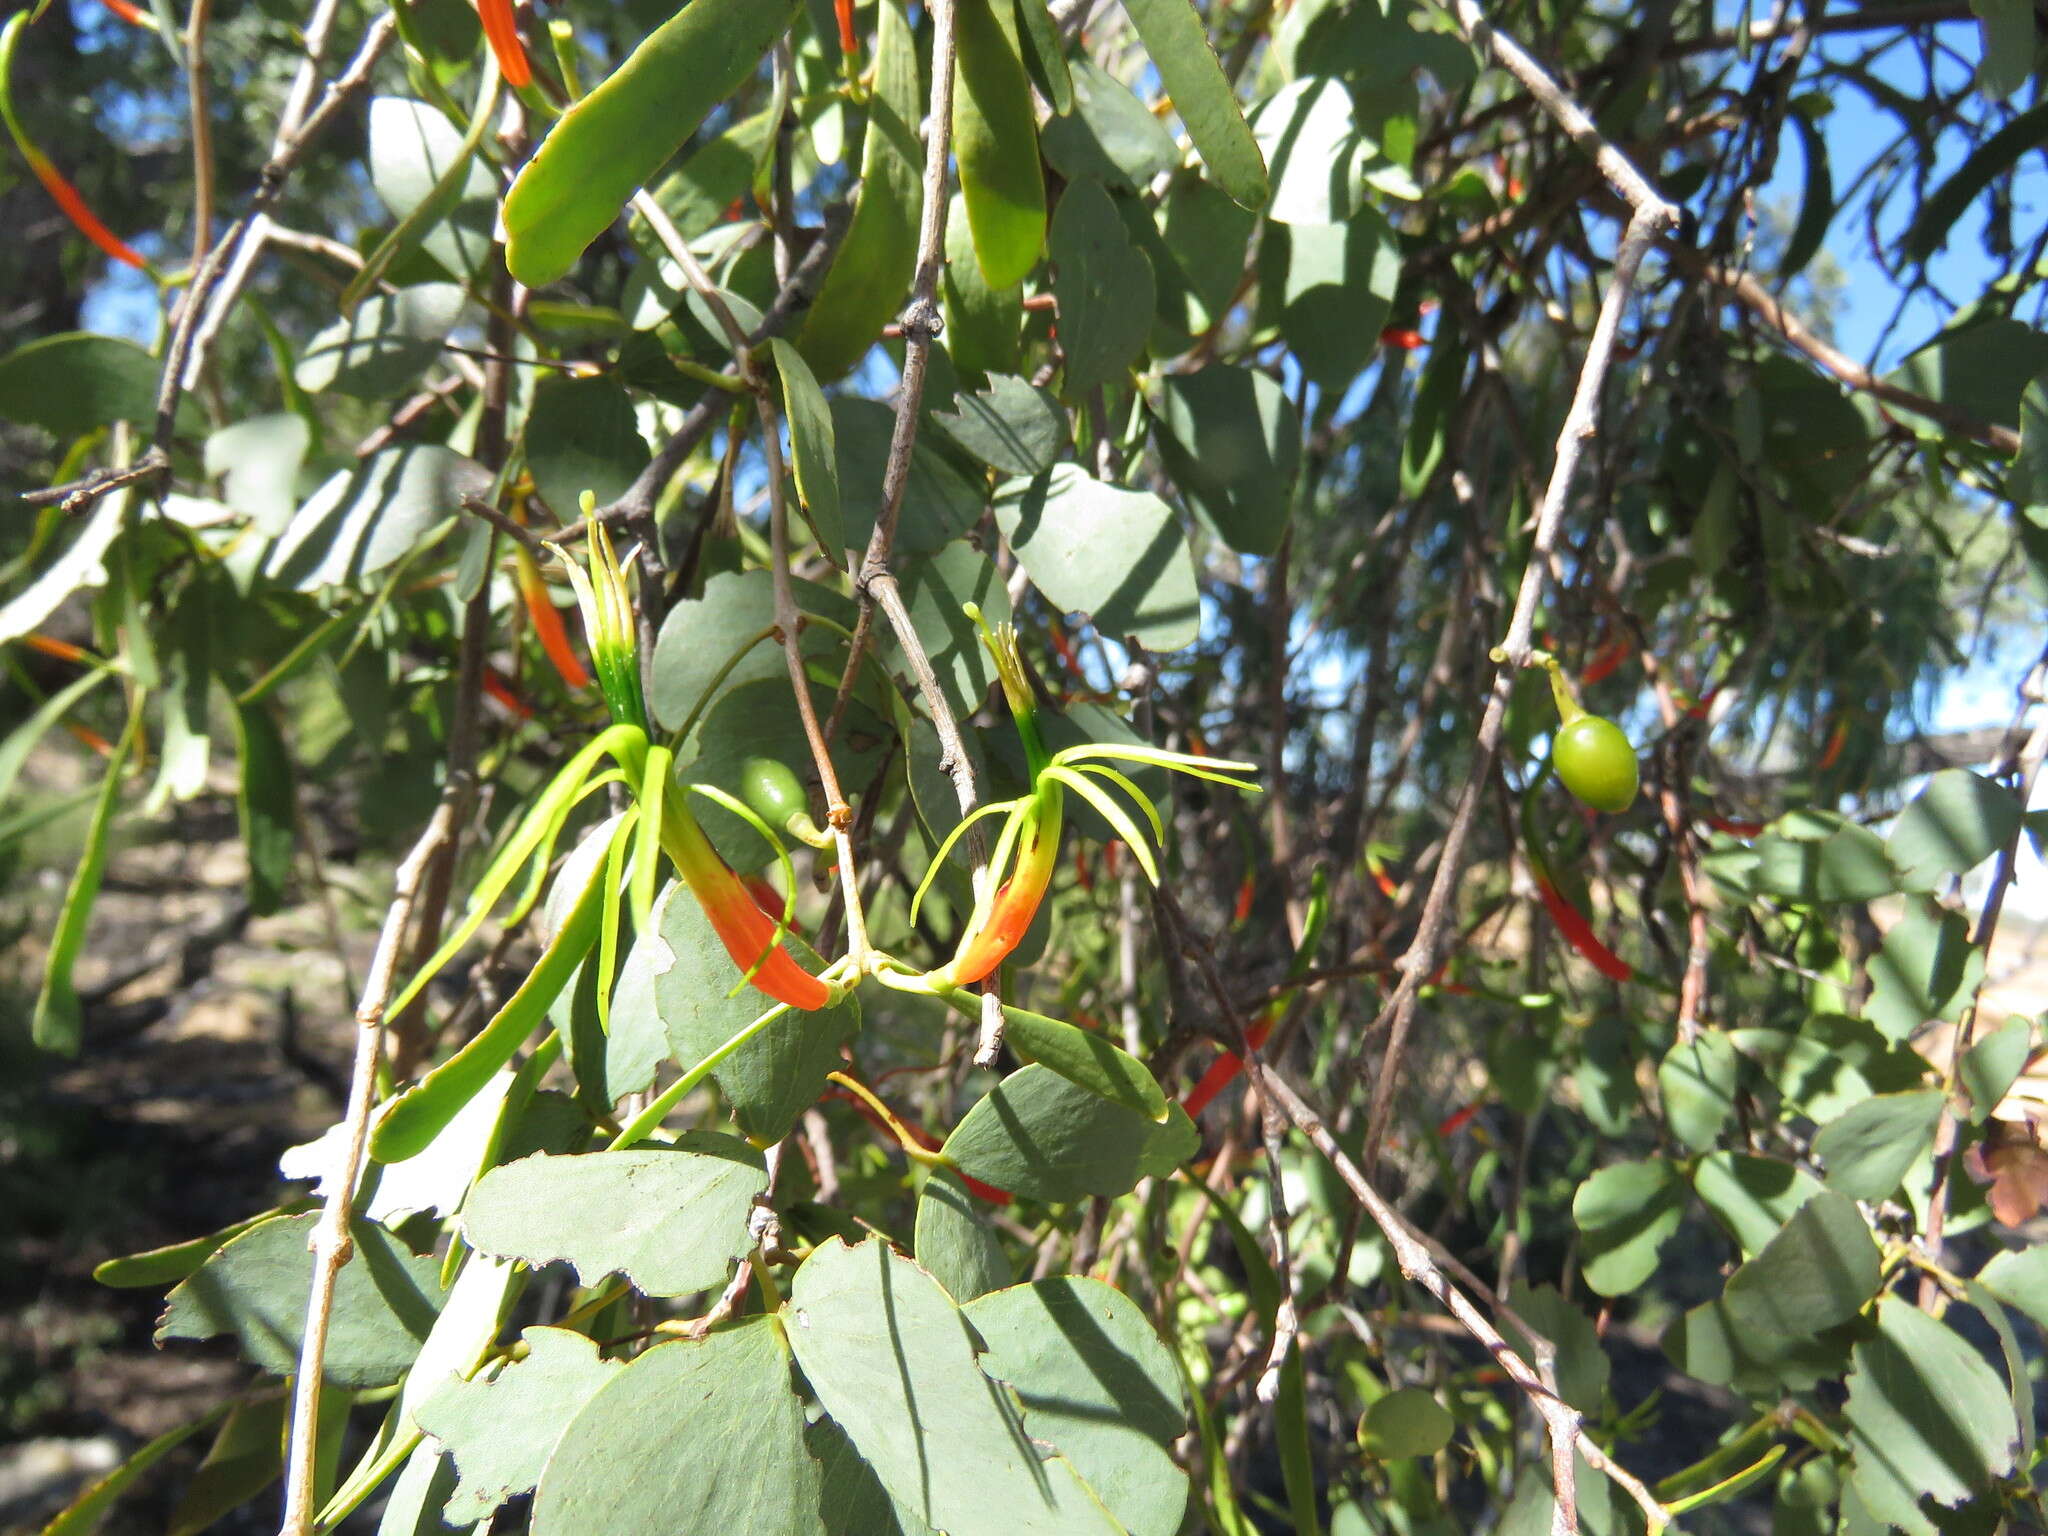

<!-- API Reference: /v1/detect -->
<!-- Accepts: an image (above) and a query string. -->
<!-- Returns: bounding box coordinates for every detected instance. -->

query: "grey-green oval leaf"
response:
[503,0,800,288]
[1119,0,1268,208]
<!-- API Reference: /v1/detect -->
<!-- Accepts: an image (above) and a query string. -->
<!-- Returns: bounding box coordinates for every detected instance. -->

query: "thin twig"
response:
[760,389,872,965]
[1362,202,1675,1171]
[1679,252,2020,454]
[1243,1059,1671,1535]
[276,802,458,1536]
[186,0,215,270]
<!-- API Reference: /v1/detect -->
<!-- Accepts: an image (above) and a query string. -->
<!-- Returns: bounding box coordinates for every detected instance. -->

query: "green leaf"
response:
[1013,0,1074,113]
[1816,1089,1946,1199]
[942,1064,1199,1203]
[1882,317,2048,434]
[914,1165,1013,1301]
[833,396,987,555]
[1274,1340,1322,1536]
[1780,111,1833,278]
[1358,1386,1456,1459]
[372,838,609,1162]
[1752,811,1901,903]
[651,880,860,1141]
[1658,1030,1741,1153]
[1149,366,1300,555]
[1979,1244,2048,1333]
[1903,101,2048,263]
[1721,1190,1881,1339]
[231,700,295,918]
[941,191,1025,379]
[373,1442,473,1536]
[930,373,1068,477]
[1503,1282,1608,1413]
[0,332,162,436]
[994,464,1200,652]
[266,445,490,592]
[315,1251,520,1528]
[953,0,1046,288]
[1147,173,1259,347]
[284,1071,519,1225]
[999,1004,1171,1120]
[203,413,311,535]
[295,283,469,396]
[637,107,775,248]
[1253,76,1379,224]
[95,1205,312,1289]
[367,96,497,281]
[416,1327,624,1524]
[524,373,648,518]
[1766,1011,1929,1124]
[1262,208,1400,391]
[460,1140,766,1296]
[0,665,110,813]
[886,540,1014,721]
[1887,769,2022,889]
[963,1276,1189,1536]
[1692,1152,1827,1258]
[1843,1297,2020,1534]
[504,0,801,287]
[1960,1018,2032,1122]
[1866,900,1983,1041]
[40,1402,230,1536]
[797,0,922,381]
[533,1318,825,1534]
[165,1391,288,1536]
[1040,58,1179,194]
[648,569,856,733]
[156,1213,443,1388]
[1119,0,1268,208]
[32,714,131,1057]
[767,338,843,558]
[1664,1295,1850,1395]
[1049,178,1156,399]
[1971,0,2035,98]
[786,1237,1123,1535]
[0,493,128,647]
[1574,1158,1687,1297]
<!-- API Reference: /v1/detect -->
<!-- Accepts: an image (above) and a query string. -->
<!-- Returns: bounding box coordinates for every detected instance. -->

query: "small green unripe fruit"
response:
[1554,716,1638,813]
[740,755,808,829]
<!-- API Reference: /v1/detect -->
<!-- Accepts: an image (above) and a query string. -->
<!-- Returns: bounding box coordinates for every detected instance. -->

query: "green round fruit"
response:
[1554,716,1638,813]
[740,755,809,829]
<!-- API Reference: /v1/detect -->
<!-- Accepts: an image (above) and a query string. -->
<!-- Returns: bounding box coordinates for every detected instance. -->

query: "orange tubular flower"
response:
[664,798,831,1011]
[514,547,591,691]
[23,148,145,269]
[1182,1017,1272,1118]
[1534,876,1633,982]
[1580,634,1632,687]
[833,0,857,57]
[477,0,532,88]
[938,791,1061,987]
[98,0,152,27]
[1,15,145,269]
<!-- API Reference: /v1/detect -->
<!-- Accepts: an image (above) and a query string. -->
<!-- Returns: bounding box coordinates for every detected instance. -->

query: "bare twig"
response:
[1362,201,1675,1167]
[1243,1060,1671,1536]
[25,7,398,515]
[277,800,459,1536]
[1680,253,2021,454]
[829,0,973,817]
[186,0,216,270]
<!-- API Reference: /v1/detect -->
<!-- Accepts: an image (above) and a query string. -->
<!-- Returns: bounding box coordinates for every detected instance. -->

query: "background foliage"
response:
[4,0,2048,1531]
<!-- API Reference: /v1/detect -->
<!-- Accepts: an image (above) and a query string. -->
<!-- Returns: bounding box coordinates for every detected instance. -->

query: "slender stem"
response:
[828,0,976,830]
[276,801,459,1536]
[185,0,215,269]
[1362,204,1674,1171]
[759,389,872,965]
